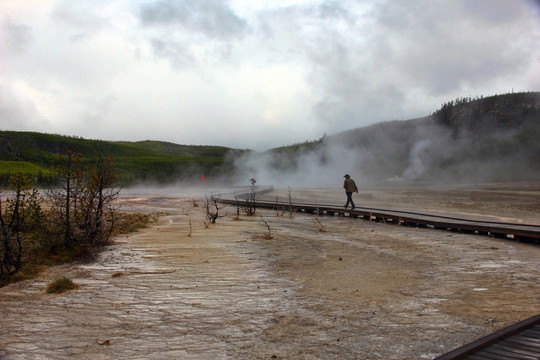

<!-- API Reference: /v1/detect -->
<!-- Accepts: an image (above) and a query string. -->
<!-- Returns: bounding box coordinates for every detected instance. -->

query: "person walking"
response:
[343,174,358,209]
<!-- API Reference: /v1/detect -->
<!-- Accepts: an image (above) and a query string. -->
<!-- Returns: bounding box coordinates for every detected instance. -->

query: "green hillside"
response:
[123,140,234,158]
[0,132,243,186]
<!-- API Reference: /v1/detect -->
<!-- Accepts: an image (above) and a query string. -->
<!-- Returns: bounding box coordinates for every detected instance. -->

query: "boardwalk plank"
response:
[479,346,537,359]
[466,355,492,360]
[490,342,540,358]
[220,190,540,243]
[433,314,540,359]
[502,339,540,353]
[504,336,540,348]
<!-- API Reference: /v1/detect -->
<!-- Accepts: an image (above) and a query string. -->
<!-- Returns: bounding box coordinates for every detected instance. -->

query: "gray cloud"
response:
[0,0,538,151]
[1,17,32,54]
[139,0,248,40]
[149,38,194,67]
[372,1,535,94]
[289,0,540,135]
[0,85,47,131]
[462,0,527,23]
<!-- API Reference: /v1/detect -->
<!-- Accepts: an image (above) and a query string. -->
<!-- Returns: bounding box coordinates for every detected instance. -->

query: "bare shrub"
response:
[314,208,326,232]
[240,188,257,216]
[233,196,241,220]
[274,196,285,217]
[203,195,226,224]
[47,150,120,249]
[1,172,44,279]
[259,215,273,240]
[287,187,296,218]
[203,218,211,228]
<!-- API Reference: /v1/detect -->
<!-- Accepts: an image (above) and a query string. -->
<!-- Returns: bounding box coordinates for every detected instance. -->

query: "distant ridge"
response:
[259,92,540,184]
[433,91,540,130]
[0,132,244,185]
[1,92,539,185]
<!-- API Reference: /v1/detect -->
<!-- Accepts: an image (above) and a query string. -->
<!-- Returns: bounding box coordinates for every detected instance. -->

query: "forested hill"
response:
[0,132,245,186]
[254,92,540,185]
[432,91,540,129]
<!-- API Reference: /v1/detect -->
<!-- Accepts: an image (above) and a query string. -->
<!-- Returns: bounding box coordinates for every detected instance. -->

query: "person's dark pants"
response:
[345,192,355,209]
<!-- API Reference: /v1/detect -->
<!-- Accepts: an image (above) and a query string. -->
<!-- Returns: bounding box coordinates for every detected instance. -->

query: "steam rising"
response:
[390,139,432,182]
[231,142,366,188]
[230,109,539,188]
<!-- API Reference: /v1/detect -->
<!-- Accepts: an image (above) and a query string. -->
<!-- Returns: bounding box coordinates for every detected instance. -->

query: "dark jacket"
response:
[344,178,358,193]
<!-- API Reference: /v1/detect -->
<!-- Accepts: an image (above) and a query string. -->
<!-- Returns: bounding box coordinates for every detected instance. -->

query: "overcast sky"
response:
[1,0,539,150]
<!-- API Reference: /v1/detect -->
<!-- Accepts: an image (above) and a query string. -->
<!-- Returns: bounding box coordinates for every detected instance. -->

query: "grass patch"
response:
[113,212,157,235]
[46,277,79,294]
[11,264,47,283]
[0,161,53,177]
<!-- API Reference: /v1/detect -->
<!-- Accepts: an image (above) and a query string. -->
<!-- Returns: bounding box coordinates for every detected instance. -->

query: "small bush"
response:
[46,277,79,294]
[113,212,155,235]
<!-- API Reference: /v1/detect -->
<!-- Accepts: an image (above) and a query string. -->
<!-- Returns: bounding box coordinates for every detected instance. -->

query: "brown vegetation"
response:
[0,150,155,286]
[46,276,79,294]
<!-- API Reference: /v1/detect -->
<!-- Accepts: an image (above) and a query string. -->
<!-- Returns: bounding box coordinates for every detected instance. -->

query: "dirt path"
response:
[0,185,539,359]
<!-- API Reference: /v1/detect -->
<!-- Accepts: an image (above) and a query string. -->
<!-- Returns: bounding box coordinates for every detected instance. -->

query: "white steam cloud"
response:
[389,139,432,182]
[231,139,369,188]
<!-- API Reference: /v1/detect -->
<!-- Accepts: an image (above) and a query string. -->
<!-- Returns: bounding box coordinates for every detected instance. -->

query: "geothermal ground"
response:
[0,183,539,359]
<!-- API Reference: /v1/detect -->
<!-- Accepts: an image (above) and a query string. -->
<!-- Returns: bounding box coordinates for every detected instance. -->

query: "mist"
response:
[230,142,367,189]
[228,119,444,189]
[229,108,540,189]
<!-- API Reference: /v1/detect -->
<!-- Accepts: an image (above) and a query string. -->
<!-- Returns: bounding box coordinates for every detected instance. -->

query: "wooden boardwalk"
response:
[219,186,540,243]
[434,314,540,360]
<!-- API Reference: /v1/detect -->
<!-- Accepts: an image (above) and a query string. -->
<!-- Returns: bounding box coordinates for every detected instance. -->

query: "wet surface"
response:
[0,185,539,359]
[0,205,300,359]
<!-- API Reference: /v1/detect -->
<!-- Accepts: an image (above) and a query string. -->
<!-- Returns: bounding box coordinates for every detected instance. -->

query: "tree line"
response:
[0,150,120,282]
[0,132,240,187]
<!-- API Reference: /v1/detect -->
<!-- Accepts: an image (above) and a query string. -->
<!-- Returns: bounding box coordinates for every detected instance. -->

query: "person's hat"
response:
[344,174,350,178]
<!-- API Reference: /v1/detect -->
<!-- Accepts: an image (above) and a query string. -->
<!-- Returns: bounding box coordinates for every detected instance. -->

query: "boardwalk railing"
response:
[218,187,540,244]
[434,313,540,359]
